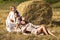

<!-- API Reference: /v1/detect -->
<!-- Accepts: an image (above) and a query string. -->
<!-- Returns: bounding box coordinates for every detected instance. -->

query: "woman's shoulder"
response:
[27,23,33,26]
[28,23,32,24]
[9,11,14,15]
[10,11,14,13]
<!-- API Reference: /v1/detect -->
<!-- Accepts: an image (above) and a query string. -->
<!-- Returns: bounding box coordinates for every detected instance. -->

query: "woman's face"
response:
[11,7,16,11]
[21,21,25,25]
[14,13,17,18]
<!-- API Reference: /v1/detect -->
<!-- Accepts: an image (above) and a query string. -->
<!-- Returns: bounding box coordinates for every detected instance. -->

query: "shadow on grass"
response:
[52,21,60,26]
[0,22,3,25]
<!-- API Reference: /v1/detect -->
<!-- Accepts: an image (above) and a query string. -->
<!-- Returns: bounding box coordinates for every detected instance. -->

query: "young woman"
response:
[6,6,21,32]
[20,17,56,37]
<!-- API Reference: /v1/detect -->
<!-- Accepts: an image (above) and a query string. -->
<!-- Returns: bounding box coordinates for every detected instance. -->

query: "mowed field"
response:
[0,9,60,40]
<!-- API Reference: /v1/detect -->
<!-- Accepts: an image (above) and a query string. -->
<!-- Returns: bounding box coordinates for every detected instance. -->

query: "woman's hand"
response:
[10,19,14,22]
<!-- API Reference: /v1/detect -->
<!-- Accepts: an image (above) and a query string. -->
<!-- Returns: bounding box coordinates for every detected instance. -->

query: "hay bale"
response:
[17,0,53,25]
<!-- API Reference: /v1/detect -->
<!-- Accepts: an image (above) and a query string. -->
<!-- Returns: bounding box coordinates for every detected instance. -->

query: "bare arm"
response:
[10,19,14,22]
[15,23,19,29]
[22,26,27,33]
[8,12,14,22]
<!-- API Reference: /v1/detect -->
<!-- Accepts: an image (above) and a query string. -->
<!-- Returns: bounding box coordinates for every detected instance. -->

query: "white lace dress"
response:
[6,11,20,32]
[20,23,41,35]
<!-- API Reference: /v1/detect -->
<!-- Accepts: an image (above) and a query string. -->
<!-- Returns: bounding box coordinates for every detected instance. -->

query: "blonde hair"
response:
[10,6,16,11]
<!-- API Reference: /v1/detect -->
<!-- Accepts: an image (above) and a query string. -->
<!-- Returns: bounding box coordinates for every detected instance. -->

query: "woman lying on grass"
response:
[19,17,56,37]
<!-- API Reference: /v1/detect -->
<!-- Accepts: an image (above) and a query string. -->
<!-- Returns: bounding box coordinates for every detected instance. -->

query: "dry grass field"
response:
[0,9,60,40]
[0,0,60,40]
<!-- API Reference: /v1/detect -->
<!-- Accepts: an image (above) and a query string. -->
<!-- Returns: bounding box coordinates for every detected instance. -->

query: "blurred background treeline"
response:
[0,0,60,3]
[0,0,60,10]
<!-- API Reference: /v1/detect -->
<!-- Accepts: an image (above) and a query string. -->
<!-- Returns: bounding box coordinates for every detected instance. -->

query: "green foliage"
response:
[12,0,28,2]
[0,0,4,3]
[0,0,28,3]
[0,0,28,10]
[44,0,59,4]
[52,2,60,8]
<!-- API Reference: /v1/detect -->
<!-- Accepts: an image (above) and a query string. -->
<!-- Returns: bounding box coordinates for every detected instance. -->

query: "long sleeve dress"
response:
[6,11,20,32]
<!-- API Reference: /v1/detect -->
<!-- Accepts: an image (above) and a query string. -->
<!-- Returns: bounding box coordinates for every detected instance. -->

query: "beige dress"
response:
[20,23,41,35]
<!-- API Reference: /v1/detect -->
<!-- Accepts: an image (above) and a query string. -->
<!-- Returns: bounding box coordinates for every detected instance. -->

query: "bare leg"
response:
[42,26,49,35]
[37,25,48,35]
[47,29,56,37]
[41,25,49,35]
[37,24,56,37]
[15,24,21,32]
[42,26,56,37]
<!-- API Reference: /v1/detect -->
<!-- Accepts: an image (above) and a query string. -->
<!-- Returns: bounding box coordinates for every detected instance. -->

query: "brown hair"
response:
[10,6,16,11]
[14,10,20,17]
[20,17,28,25]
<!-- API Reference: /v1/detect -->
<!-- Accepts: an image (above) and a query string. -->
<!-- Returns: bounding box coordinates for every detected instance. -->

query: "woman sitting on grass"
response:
[6,6,21,32]
[20,17,56,37]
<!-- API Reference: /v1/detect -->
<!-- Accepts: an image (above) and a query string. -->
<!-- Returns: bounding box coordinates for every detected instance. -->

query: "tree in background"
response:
[0,0,28,3]
[44,0,60,4]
